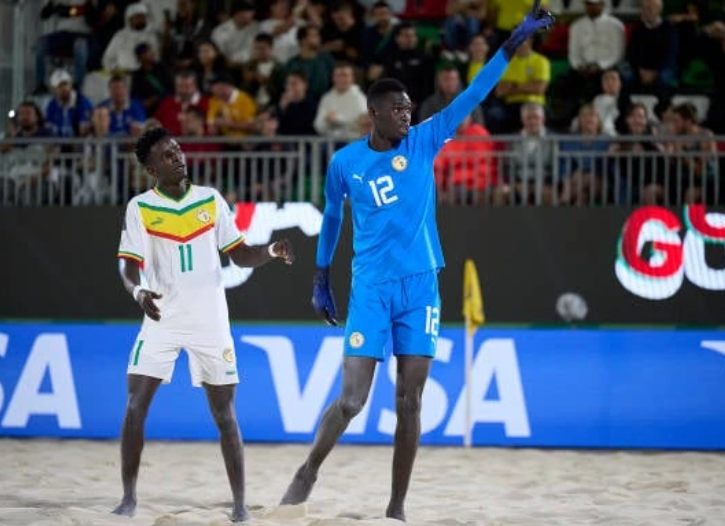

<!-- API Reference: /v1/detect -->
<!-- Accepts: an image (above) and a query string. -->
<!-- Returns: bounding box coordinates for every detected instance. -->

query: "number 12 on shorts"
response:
[178,244,193,272]
[425,306,440,337]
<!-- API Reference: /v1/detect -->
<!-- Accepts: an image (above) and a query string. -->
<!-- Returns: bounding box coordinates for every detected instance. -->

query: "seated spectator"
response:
[35,0,92,93]
[434,113,498,205]
[567,0,625,102]
[162,0,210,69]
[155,70,210,136]
[98,75,146,136]
[665,102,717,204]
[206,73,257,137]
[276,71,318,136]
[45,69,94,137]
[178,107,221,182]
[624,0,678,98]
[373,23,435,113]
[1,101,54,150]
[609,102,665,205]
[323,1,363,65]
[258,0,306,64]
[193,39,228,95]
[314,62,367,138]
[362,2,398,77]
[141,0,177,35]
[461,34,490,87]
[443,0,487,54]
[494,103,555,205]
[90,0,134,70]
[284,26,335,100]
[492,37,550,133]
[559,104,611,205]
[592,68,630,135]
[242,33,286,110]
[211,0,259,67]
[103,3,159,73]
[419,66,484,125]
[131,43,174,116]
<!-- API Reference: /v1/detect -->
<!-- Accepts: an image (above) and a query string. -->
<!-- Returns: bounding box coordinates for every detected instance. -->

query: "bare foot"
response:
[112,496,137,517]
[231,504,250,522]
[280,465,317,505]
[385,503,406,522]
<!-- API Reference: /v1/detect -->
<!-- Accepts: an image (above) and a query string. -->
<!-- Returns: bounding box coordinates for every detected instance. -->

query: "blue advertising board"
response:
[1,323,725,449]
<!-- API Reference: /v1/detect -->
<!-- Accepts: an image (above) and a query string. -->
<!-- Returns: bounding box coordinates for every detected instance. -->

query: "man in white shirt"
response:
[103,3,160,73]
[568,0,625,99]
[211,0,260,66]
[313,62,368,139]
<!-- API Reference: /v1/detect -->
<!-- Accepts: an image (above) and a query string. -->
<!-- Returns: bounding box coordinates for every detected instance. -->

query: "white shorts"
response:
[127,334,239,387]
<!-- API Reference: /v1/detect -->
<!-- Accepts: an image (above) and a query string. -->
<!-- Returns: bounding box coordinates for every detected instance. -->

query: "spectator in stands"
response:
[2,102,54,150]
[358,0,406,16]
[141,0,177,35]
[276,71,318,136]
[496,103,555,205]
[242,33,286,111]
[178,106,221,181]
[45,69,94,137]
[193,39,228,95]
[419,66,484,126]
[624,0,678,98]
[567,0,625,101]
[665,102,717,204]
[610,102,665,205]
[434,112,498,205]
[103,3,159,73]
[313,62,367,138]
[131,43,174,116]
[155,70,210,136]
[284,26,335,100]
[162,0,210,69]
[91,1,134,69]
[362,2,398,76]
[211,0,259,67]
[559,104,611,205]
[461,34,490,87]
[592,68,630,135]
[35,0,93,93]
[323,1,364,65]
[98,75,146,137]
[493,36,551,133]
[207,73,258,137]
[372,23,435,115]
[486,0,538,49]
[258,0,306,64]
[444,0,487,55]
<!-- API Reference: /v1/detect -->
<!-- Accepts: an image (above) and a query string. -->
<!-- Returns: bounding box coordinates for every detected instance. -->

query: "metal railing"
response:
[0,135,723,207]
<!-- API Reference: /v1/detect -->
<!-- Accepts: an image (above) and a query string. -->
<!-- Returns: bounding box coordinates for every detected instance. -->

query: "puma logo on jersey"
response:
[150,217,164,226]
[352,174,363,183]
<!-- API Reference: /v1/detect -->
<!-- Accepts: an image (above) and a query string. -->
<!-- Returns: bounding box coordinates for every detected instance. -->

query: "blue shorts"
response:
[344,270,441,361]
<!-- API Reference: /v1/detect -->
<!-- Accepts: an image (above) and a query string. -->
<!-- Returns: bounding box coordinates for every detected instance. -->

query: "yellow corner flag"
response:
[462,259,485,335]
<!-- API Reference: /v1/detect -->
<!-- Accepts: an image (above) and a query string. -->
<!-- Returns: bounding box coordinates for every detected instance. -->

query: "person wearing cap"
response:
[44,68,94,138]
[103,2,160,72]
[207,73,258,137]
[211,0,260,66]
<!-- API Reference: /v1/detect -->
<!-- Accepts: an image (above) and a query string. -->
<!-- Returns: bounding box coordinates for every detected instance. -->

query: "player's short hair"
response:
[136,127,171,166]
[367,78,407,108]
[673,102,698,123]
[255,32,274,46]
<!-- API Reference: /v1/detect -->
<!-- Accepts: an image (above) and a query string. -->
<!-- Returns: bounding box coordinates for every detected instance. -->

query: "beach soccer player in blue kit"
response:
[281,2,554,521]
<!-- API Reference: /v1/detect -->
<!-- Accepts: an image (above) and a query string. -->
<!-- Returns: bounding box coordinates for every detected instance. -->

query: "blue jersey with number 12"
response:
[318,50,510,284]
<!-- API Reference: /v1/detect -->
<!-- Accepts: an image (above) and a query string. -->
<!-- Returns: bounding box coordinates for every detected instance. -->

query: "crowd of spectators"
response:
[2,0,724,206]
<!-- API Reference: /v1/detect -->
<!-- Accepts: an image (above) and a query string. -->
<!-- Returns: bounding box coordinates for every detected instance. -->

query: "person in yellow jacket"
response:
[206,73,257,137]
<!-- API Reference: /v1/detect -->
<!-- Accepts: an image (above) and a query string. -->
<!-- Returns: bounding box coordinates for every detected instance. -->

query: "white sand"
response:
[0,439,724,526]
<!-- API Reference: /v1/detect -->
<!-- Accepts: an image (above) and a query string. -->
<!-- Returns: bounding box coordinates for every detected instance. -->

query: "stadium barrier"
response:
[1,205,723,324]
[0,135,722,207]
[1,322,725,449]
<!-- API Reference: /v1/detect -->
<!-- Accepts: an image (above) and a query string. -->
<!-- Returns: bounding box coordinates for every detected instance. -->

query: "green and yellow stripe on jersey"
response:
[138,195,217,243]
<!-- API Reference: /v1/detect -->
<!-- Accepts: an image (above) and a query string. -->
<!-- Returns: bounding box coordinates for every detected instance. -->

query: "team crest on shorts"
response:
[197,209,211,223]
[391,155,407,171]
[222,348,235,363]
[349,332,365,349]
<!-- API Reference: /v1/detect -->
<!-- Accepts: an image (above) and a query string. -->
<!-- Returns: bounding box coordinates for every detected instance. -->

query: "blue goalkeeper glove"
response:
[502,0,555,60]
[312,268,338,326]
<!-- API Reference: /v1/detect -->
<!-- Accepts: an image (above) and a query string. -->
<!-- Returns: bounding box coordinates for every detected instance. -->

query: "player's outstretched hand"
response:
[312,268,338,326]
[271,238,295,265]
[502,0,555,59]
[137,290,162,321]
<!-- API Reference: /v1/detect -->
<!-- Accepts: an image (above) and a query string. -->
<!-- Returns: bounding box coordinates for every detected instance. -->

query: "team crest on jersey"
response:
[391,155,407,171]
[349,332,365,349]
[197,209,211,224]
[222,348,235,363]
